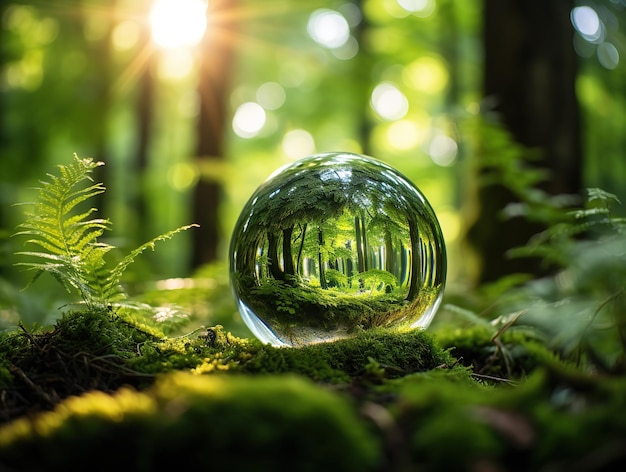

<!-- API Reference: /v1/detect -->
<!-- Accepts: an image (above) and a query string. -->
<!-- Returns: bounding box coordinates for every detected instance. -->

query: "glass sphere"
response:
[229,152,446,347]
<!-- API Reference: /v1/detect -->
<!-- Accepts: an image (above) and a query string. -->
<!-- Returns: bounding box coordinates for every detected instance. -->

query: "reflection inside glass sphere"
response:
[229,152,446,347]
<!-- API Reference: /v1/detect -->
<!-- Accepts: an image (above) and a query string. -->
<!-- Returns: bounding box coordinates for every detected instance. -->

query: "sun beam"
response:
[149,0,208,49]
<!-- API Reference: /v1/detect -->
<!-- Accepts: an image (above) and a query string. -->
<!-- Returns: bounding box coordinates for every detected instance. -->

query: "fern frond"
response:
[14,154,198,312]
[587,187,621,205]
[14,155,108,307]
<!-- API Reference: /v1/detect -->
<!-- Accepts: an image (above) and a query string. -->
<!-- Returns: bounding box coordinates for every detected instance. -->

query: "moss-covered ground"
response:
[1,305,626,472]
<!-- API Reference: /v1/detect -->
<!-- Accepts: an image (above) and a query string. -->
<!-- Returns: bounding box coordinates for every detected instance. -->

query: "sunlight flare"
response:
[150,0,208,49]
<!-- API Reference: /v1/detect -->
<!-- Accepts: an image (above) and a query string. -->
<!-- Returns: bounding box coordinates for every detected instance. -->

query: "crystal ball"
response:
[229,152,446,347]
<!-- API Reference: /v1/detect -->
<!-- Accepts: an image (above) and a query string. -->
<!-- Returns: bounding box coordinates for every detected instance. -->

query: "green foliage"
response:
[436,324,561,381]
[359,269,397,292]
[442,173,626,377]
[13,155,197,312]
[13,156,109,304]
[324,267,348,287]
[501,188,626,373]
[509,187,625,267]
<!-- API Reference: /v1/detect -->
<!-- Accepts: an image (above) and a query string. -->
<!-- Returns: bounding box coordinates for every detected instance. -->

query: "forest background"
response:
[1,0,625,331]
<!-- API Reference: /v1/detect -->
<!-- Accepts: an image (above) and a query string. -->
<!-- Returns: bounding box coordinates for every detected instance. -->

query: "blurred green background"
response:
[1,0,625,328]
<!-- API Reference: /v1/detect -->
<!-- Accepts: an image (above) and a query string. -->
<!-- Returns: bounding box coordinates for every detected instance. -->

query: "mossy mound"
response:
[2,309,626,471]
[0,310,160,422]
[378,368,626,470]
[0,373,380,472]
[436,324,565,379]
[2,363,626,471]
[0,309,452,423]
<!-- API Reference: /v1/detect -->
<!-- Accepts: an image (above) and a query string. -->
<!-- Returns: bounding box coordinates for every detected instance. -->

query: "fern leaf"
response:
[63,208,106,228]
[16,260,83,296]
[64,223,106,247]
[15,251,72,263]
[14,234,66,255]
[61,184,106,215]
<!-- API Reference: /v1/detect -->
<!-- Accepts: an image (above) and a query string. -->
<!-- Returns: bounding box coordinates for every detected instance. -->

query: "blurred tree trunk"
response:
[133,19,155,244]
[469,0,581,283]
[0,2,8,276]
[353,0,374,156]
[191,0,237,268]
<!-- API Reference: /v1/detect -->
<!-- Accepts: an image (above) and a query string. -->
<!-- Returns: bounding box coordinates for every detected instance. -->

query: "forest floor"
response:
[1,307,625,472]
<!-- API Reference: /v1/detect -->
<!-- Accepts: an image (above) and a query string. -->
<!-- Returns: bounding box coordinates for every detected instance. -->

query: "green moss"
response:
[4,306,626,471]
[0,372,381,472]
[366,367,626,471]
[0,309,452,424]
[0,309,164,422]
[435,324,563,379]
[55,309,164,354]
[239,327,453,382]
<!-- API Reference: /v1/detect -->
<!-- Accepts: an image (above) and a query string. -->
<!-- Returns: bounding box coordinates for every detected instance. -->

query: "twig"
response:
[9,365,56,406]
[491,309,527,379]
[471,372,518,386]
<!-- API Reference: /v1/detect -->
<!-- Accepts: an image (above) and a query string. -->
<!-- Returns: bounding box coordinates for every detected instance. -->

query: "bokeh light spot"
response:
[397,0,436,18]
[381,0,410,18]
[571,6,603,43]
[282,129,316,160]
[371,82,409,121]
[233,102,266,138]
[331,36,359,61]
[404,56,448,94]
[307,9,350,49]
[387,120,421,150]
[427,133,457,167]
[597,42,620,69]
[338,2,363,27]
[168,162,199,190]
[112,20,140,51]
[256,82,286,110]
